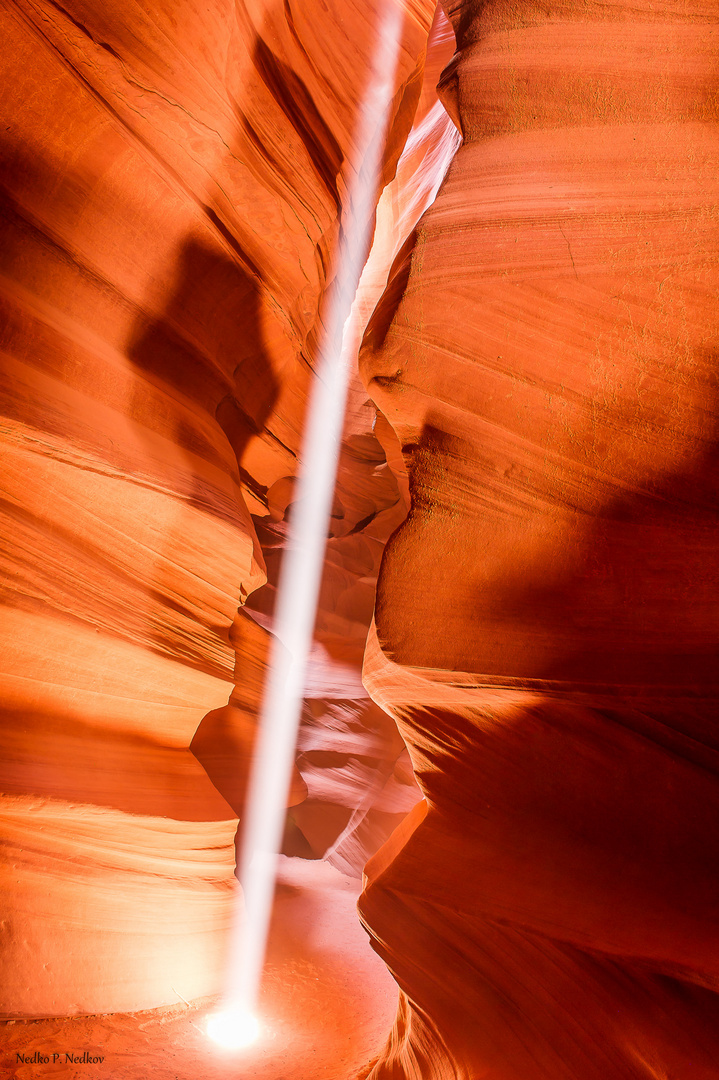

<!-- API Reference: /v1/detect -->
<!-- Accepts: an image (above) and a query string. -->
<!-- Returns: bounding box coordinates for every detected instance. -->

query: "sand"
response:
[1,858,397,1080]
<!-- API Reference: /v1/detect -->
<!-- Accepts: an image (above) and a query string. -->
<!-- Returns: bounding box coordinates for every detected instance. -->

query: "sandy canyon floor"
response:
[1,858,397,1080]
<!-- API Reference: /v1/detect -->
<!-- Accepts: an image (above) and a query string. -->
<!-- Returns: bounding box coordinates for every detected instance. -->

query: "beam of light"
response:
[208,2,405,1047]
[206,1007,260,1049]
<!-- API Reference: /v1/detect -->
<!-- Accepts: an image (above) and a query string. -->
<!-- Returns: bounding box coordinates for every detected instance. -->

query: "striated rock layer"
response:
[0,0,438,1016]
[359,1,719,1077]
[234,5,458,878]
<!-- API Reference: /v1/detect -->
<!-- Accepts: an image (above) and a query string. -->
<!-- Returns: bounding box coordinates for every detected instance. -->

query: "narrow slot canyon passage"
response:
[2,1,719,1079]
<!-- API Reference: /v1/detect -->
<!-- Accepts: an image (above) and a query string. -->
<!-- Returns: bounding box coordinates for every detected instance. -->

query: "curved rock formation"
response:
[359,1,719,1077]
[232,5,458,878]
[0,0,438,1016]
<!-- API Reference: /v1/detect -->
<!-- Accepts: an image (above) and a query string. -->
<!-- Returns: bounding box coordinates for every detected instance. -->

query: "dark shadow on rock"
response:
[126,237,276,483]
[128,237,289,838]
[234,37,344,217]
[0,141,283,823]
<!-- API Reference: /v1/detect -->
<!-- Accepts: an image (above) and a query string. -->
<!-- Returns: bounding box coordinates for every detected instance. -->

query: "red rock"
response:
[6,0,716,1074]
[359,1,719,1077]
[0,0,438,1017]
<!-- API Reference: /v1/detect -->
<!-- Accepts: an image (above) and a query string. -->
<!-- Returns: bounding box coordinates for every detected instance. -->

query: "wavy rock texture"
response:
[236,6,459,877]
[0,0,439,1016]
[359,1,719,1077]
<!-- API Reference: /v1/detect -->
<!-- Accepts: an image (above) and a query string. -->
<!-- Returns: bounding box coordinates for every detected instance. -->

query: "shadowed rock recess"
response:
[1,0,718,1076]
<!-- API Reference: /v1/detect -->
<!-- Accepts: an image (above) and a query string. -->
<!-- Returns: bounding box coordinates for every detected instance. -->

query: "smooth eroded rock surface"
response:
[0,0,437,1016]
[359,1,719,1077]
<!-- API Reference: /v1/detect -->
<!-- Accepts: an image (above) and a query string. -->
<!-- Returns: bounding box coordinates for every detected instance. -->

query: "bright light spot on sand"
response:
[214,0,404,1036]
[206,1007,260,1050]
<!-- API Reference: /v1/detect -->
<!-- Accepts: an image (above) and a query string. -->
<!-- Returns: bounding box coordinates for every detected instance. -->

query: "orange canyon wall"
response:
[2,3,719,1078]
[0,0,439,1016]
[359,1,719,1078]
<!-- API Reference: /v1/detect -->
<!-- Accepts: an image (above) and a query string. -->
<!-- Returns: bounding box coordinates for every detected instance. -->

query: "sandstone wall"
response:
[359,2,719,1076]
[0,0,436,1016]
